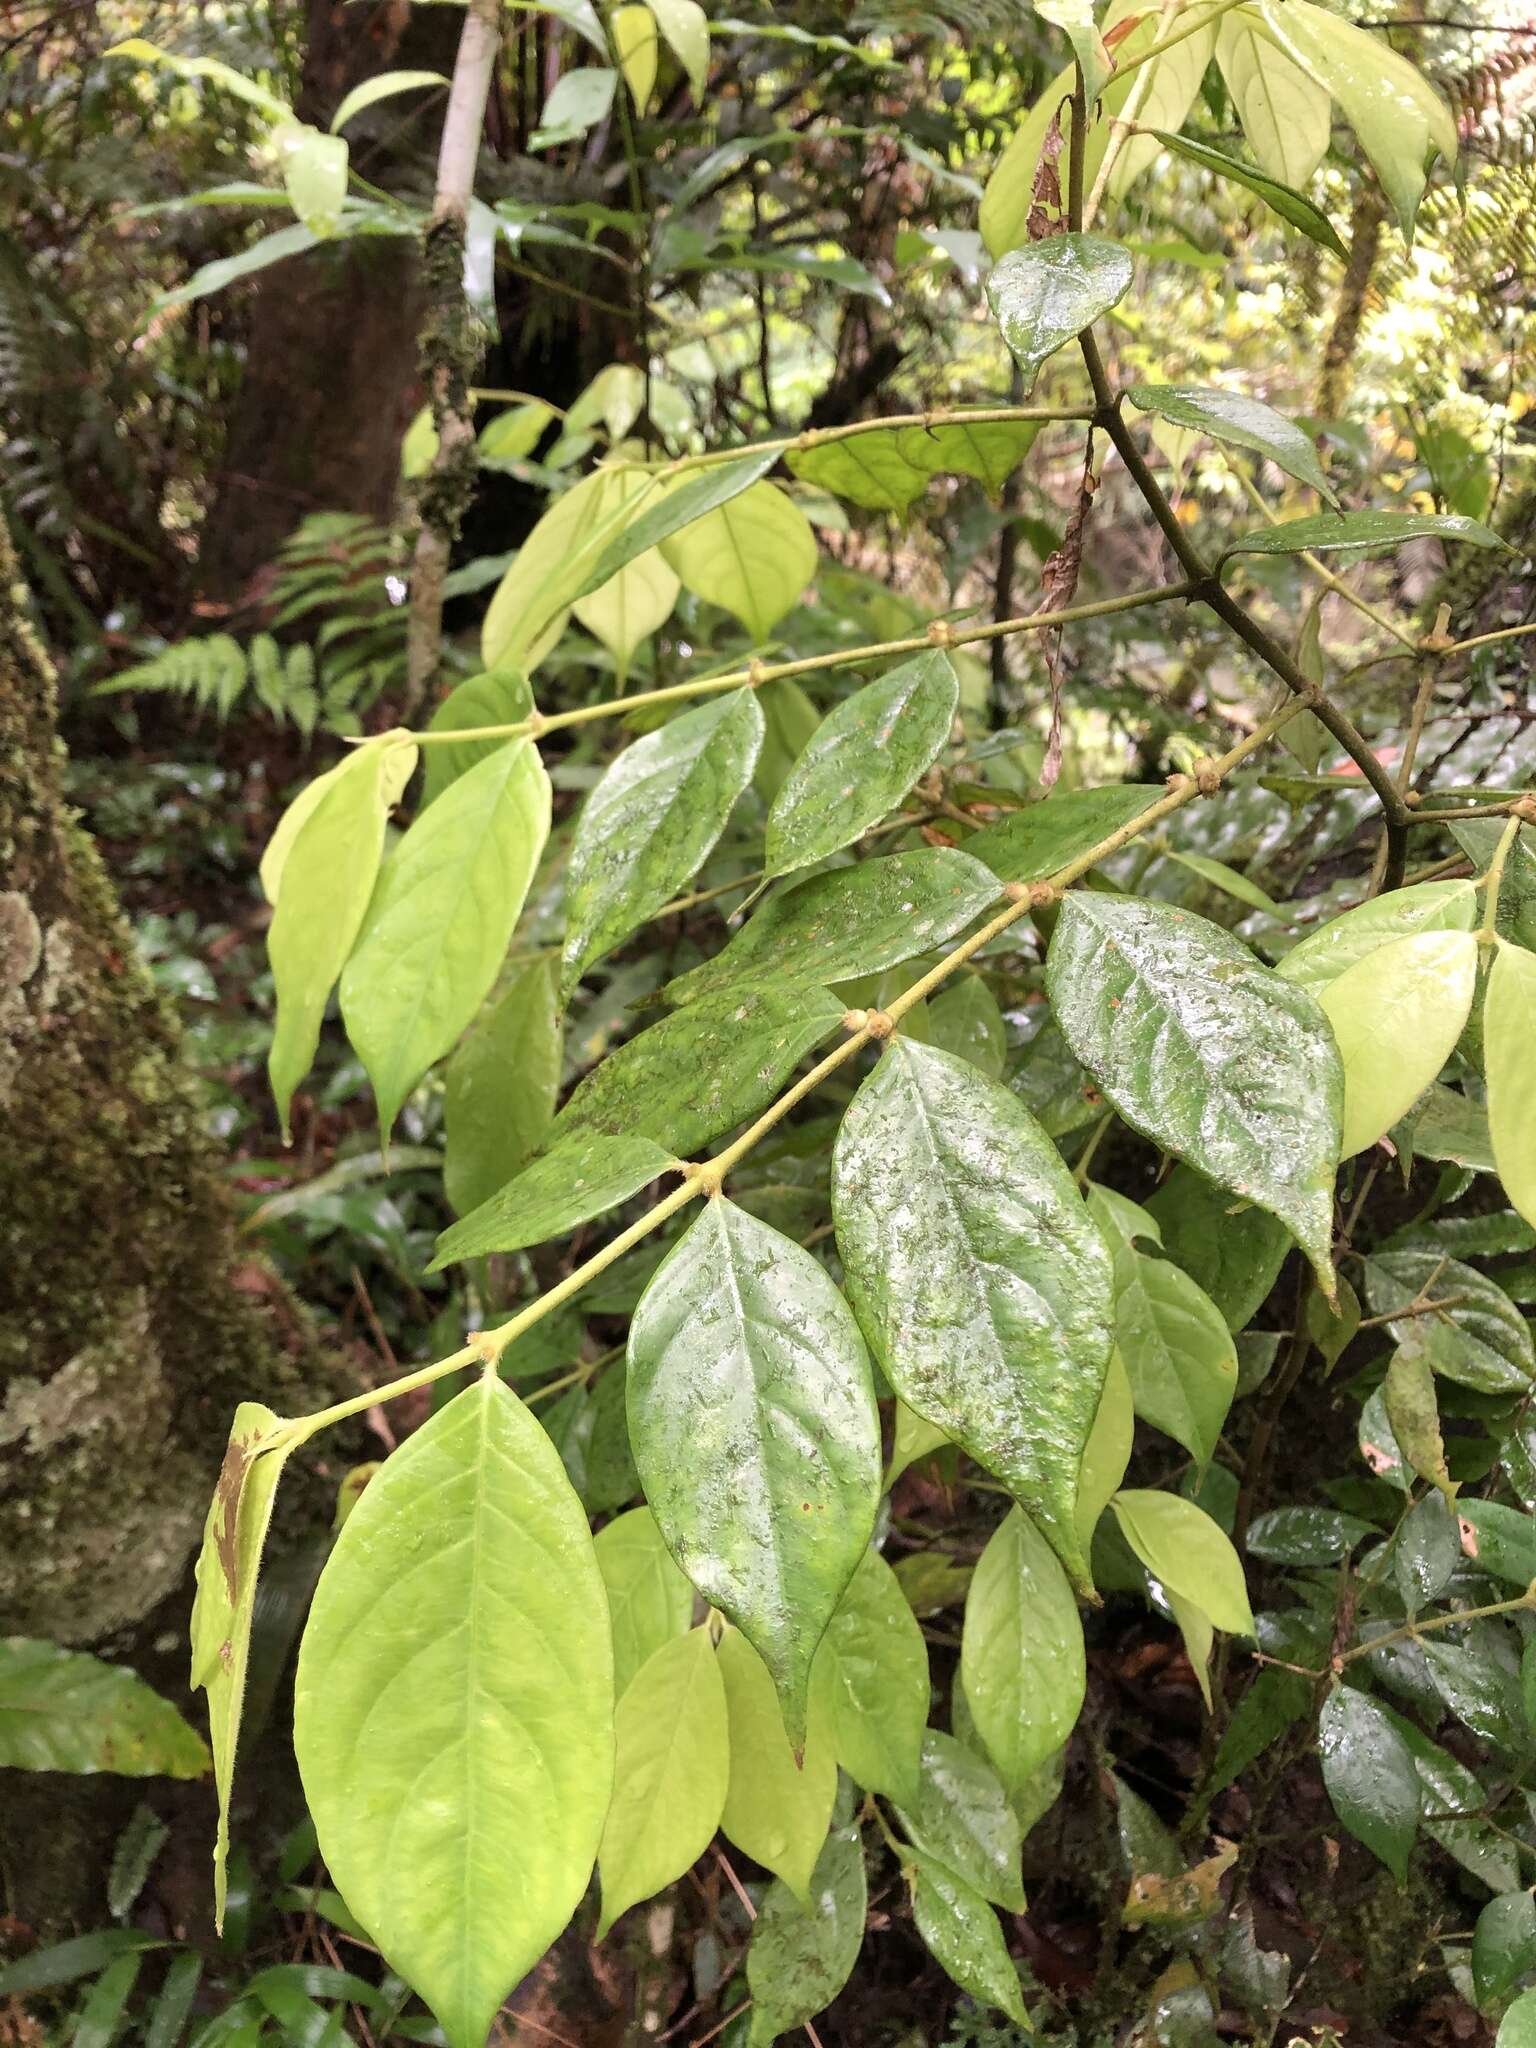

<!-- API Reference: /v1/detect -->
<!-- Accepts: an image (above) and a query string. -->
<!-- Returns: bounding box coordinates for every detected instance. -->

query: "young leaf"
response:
[663,848,998,1007]
[1486,941,1536,1232]
[1110,1492,1255,1636]
[659,482,817,638]
[1038,0,1111,106]
[717,1628,837,1905]
[627,1200,882,1745]
[1145,130,1345,256]
[595,1507,697,1701]
[892,1730,1025,1912]
[329,68,449,133]
[561,688,763,996]
[1364,1250,1534,1394]
[106,36,290,118]
[964,785,1164,887]
[267,741,415,1138]
[1222,508,1504,565]
[746,1826,867,2048]
[570,518,679,672]
[293,1377,614,2048]
[1316,929,1478,1158]
[961,1509,1084,1800]
[275,122,347,237]
[1047,894,1343,1292]
[340,738,552,1139]
[1318,1685,1419,1882]
[908,1851,1030,2029]
[1161,847,1283,918]
[814,1549,929,1806]
[1128,386,1339,506]
[612,3,658,109]
[765,651,958,879]
[987,235,1134,392]
[1277,879,1479,992]
[421,670,534,809]
[0,1641,208,1779]
[1077,1351,1134,1556]
[481,465,663,671]
[1145,1165,1292,1335]
[430,1129,676,1268]
[832,1038,1114,1590]
[442,956,561,1218]
[597,1627,729,1936]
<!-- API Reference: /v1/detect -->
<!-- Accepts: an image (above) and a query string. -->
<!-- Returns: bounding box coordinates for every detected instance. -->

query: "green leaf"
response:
[1077,1350,1134,1557]
[1129,386,1338,506]
[340,738,552,1137]
[0,1932,165,2000]
[581,451,780,593]
[1046,894,1342,1293]
[1110,1492,1254,1635]
[649,0,710,97]
[961,1509,1084,1801]
[1487,942,1536,1233]
[765,652,958,880]
[550,983,846,1153]
[909,1852,1029,2028]
[107,36,290,118]
[109,1803,170,1920]
[1318,1685,1419,1882]
[595,1507,697,1700]
[927,974,1007,1080]
[754,679,824,803]
[1277,879,1479,993]
[659,482,818,639]
[293,1377,613,2048]
[1145,1165,1292,1334]
[746,1826,867,2048]
[717,1627,837,1905]
[562,689,763,995]
[189,1402,293,1927]
[330,67,448,132]
[965,786,1164,887]
[1161,847,1284,918]
[1316,930,1479,1158]
[571,520,679,671]
[1223,509,1505,565]
[785,419,1041,513]
[537,63,617,141]
[1146,129,1345,256]
[1095,1205,1238,1468]
[1214,12,1332,187]
[481,465,665,672]
[1475,1892,1536,2011]
[266,741,415,1139]
[1501,1990,1536,2045]
[1246,1508,1374,1566]
[275,122,348,237]
[1393,1491,1460,1610]
[814,1550,929,1806]
[832,1037,1114,1590]
[431,1129,676,1267]
[421,670,534,809]
[442,956,560,1218]
[1422,1631,1530,1755]
[144,1953,202,2048]
[597,1627,730,1936]
[478,401,555,464]
[888,1400,953,1487]
[73,1952,144,2048]
[986,235,1134,392]
[628,1200,881,1745]
[1363,1250,1534,1394]
[151,220,329,314]
[1253,0,1457,235]
[0,1640,207,1779]
[893,1730,1025,1912]
[663,849,998,1008]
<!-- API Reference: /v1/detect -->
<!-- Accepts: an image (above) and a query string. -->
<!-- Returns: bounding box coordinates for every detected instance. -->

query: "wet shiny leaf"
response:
[746,1826,867,2047]
[1318,1685,1418,1882]
[1128,386,1338,505]
[1276,879,1478,993]
[1487,941,1536,1232]
[893,1729,1025,1912]
[961,1508,1084,1800]
[441,955,560,1218]
[1364,1250,1534,1394]
[1146,1165,1291,1334]
[814,1550,928,1805]
[987,234,1134,392]
[1110,1492,1254,1635]
[909,1851,1029,2028]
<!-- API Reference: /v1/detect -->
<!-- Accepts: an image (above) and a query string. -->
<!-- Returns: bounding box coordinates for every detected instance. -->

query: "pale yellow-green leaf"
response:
[1216,11,1332,188]
[717,1628,836,1906]
[1486,940,1536,1231]
[259,740,415,906]
[106,36,289,119]
[1166,1590,1216,1710]
[1318,929,1479,1158]
[660,482,817,639]
[572,510,680,671]
[612,4,659,110]
[649,0,709,98]
[275,122,348,236]
[1111,1490,1254,1636]
[1076,1350,1134,1559]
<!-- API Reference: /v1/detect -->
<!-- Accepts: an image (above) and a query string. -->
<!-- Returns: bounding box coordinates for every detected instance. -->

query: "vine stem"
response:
[272,690,1316,1443]
[1336,1582,1536,1667]
[398,581,1197,747]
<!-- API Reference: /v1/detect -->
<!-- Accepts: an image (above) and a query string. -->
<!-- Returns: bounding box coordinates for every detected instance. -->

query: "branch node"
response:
[1003,881,1031,904]
[1028,881,1061,908]
[1404,789,1424,809]
[680,1160,723,1197]
[468,1331,500,1370]
[747,659,769,688]
[1165,771,1195,798]
[926,620,956,651]
[865,1009,895,1041]
[1191,756,1223,798]
[841,1008,870,1034]
[1513,795,1536,826]
[524,708,549,738]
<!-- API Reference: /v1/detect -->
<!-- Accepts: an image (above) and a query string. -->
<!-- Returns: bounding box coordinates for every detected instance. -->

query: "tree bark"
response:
[1315,181,1388,421]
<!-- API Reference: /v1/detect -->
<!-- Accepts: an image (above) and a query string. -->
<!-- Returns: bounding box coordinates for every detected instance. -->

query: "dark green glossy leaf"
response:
[0,1931,165,1999]
[765,651,958,879]
[340,738,552,1138]
[421,671,533,809]
[987,234,1134,392]
[1128,385,1338,505]
[1364,1250,1534,1394]
[1245,1508,1373,1566]
[1381,1704,1519,1891]
[1223,509,1505,565]
[0,1639,208,1778]
[596,1627,729,1936]
[717,1627,837,1904]
[594,1507,696,1701]
[964,785,1163,886]
[1474,1891,1536,2010]
[927,974,1006,1080]
[746,1826,867,2047]
[832,1038,1114,1588]
[432,1130,675,1269]
[628,1199,881,1745]
[293,1377,613,2048]
[1046,894,1342,1291]
[1422,1629,1530,1754]
[893,1729,1025,1912]
[960,1508,1083,1800]
[909,1851,1029,2028]
[562,688,763,995]
[1145,130,1346,255]
[1145,1165,1291,1334]
[442,955,560,1218]
[1394,1491,1460,1610]
[814,1549,929,1806]
[1206,1668,1310,1801]
[663,849,998,1007]
[1318,1685,1419,1883]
